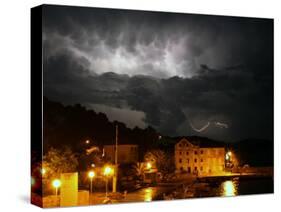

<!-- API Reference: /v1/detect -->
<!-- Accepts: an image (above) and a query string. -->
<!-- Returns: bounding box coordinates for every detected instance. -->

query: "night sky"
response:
[42,5,273,141]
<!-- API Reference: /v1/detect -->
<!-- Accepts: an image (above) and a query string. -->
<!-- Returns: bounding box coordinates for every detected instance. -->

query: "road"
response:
[89,186,177,205]
[119,186,176,203]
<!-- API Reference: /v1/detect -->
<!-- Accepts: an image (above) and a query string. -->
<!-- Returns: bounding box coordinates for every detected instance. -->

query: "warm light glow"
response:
[222,180,236,196]
[144,188,153,202]
[104,166,113,176]
[225,154,230,160]
[85,140,90,144]
[88,171,95,178]
[225,151,232,160]
[146,162,152,169]
[52,179,61,188]
[41,168,46,175]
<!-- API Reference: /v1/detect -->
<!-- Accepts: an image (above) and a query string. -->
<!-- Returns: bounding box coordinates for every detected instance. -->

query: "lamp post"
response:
[113,124,118,193]
[104,166,113,198]
[88,171,95,194]
[88,171,95,204]
[52,179,61,206]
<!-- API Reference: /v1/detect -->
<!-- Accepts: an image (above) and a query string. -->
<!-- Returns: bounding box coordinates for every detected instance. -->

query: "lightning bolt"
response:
[189,121,210,132]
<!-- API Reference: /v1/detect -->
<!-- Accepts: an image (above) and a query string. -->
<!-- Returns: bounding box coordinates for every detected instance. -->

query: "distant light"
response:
[88,171,95,179]
[91,163,95,168]
[85,140,90,144]
[41,168,46,175]
[102,148,105,157]
[225,154,230,160]
[226,151,232,160]
[52,179,61,188]
[158,135,162,140]
[104,166,113,176]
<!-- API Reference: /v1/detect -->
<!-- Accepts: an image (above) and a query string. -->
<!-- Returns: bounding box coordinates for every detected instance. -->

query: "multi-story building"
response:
[175,138,225,176]
[104,144,139,164]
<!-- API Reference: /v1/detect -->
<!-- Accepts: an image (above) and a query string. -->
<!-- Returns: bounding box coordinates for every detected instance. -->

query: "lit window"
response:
[179,151,182,155]
[194,159,197,163]
[186,151,189,155]
[179,158,182,163]
[194,151,197,155]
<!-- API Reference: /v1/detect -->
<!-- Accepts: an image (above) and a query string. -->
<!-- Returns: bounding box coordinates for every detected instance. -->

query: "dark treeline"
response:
[43,97,160,158]
[41,97,273,166]
[231,139,273,167]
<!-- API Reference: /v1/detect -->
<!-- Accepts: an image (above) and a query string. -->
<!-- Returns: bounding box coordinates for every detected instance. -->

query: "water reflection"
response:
[221,180,237,197]
[144,188,154,202]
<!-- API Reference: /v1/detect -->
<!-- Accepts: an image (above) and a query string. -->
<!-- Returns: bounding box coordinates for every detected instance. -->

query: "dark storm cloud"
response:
[43,5,273,141]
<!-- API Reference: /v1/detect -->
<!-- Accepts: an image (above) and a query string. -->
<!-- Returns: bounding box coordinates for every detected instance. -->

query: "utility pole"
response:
[113,124,118,192]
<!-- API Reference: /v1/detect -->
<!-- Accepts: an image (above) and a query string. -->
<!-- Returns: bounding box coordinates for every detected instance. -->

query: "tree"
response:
[144,150,175,174]
[132,162,145,179]
[43,147,78,179]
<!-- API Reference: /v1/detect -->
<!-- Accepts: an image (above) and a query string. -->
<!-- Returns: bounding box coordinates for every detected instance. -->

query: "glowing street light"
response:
[146,162,152,170]
[104,166,113,176]
[103,166,113,197]
[85,140,90,144]
[41,168,46,176]
[226,151,232,161]
[225,154,230,160]
[52,179,61,204]
[88,171,95,194]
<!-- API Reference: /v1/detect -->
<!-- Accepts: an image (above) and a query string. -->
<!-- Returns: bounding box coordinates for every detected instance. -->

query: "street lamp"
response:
[226,151,232,161]
[52,179,61,205]
[41,168,46,176]
[146,162,152,170]
[103,166,113,197]
[88,171,95,194]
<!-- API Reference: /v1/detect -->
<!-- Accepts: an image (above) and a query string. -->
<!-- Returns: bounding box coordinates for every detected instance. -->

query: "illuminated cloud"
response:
[43,5,273,141]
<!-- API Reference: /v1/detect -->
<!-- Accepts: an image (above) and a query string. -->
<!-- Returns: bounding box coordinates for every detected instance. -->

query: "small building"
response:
[103,144,139,164]
[175,138,225,176]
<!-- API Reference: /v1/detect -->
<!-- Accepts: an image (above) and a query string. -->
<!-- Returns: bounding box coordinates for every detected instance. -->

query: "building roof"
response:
[176,136,226,148]
[104,144,138,147]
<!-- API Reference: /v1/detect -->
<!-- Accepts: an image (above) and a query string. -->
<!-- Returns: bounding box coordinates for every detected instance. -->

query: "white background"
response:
[0,0,279,211]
